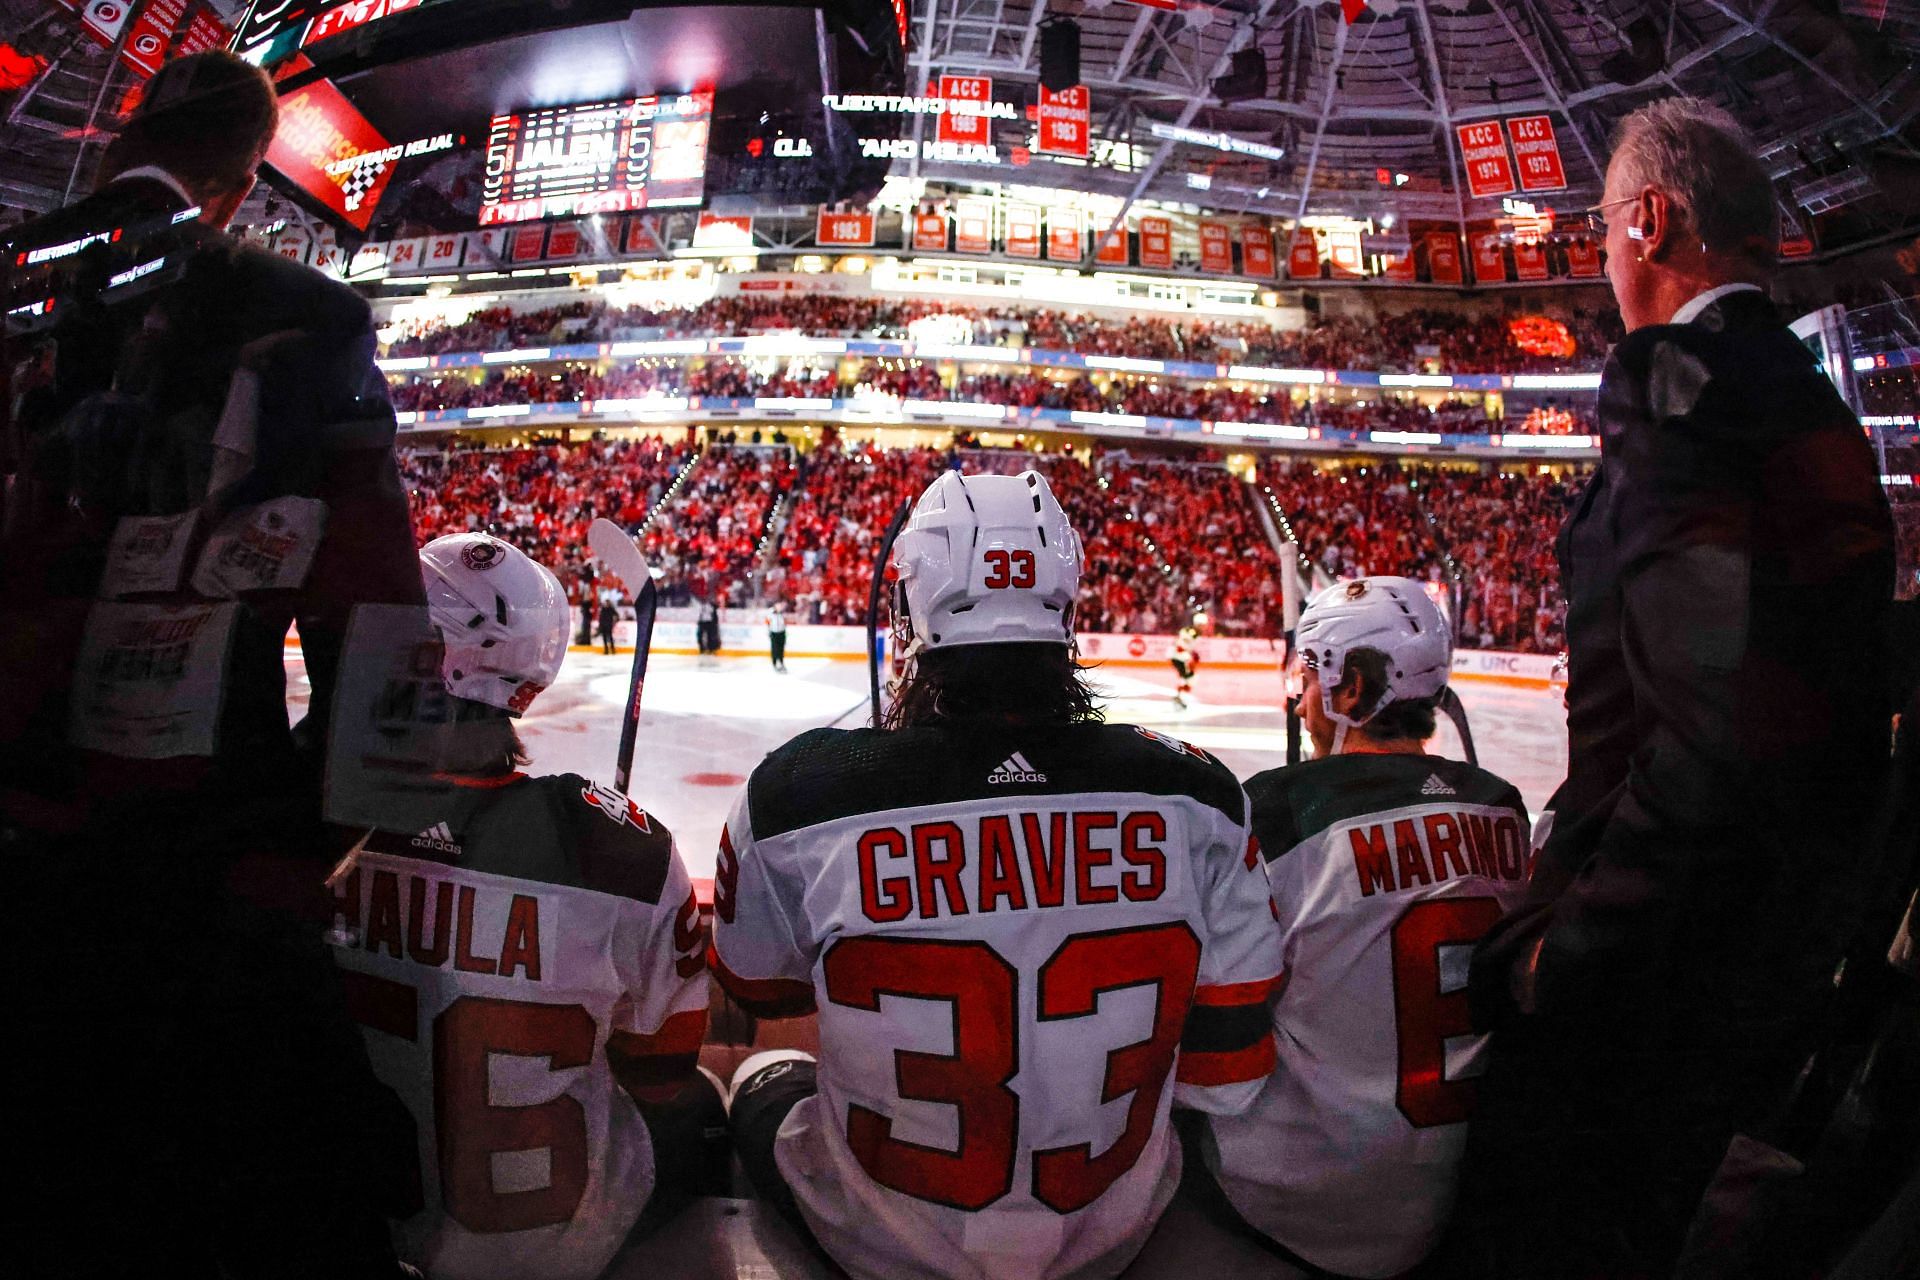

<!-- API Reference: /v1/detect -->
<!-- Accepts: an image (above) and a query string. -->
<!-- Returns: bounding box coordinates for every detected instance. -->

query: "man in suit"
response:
[1458,98,1896,1277]
[4,52,420,1276]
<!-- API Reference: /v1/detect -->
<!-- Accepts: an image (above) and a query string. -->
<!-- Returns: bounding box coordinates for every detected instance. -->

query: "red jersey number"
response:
[1390,896,1504,1129]
[821,922,1200,1213]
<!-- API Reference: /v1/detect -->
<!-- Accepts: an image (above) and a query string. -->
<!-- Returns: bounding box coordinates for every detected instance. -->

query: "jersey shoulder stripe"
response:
[368,773,678,905]
[747,722,1246,840]
[1245,754,1526,863]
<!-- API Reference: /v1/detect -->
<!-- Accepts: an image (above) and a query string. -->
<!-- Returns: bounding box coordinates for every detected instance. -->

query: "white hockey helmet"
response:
[1294,575,1451,739]
[419,533,571,717]
[892,469,1081,651]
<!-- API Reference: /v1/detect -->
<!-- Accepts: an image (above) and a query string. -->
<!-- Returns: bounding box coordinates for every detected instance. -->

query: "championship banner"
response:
[1138,216,1173,269]
[1240,225,1276,277]
[1427,232,1464,284]
[693,212,754,248]
[1327,228,1363,278]
[1036,84,1090,159]
[1047,209,1081,261]
[937,74,993,146]
[912,210,948,253]
[173,4,228,54]
[625,214,665,257]
[1287,226,1321,279]
[1565,236,1603,278]
[1094,221,1130,265]
[262,78,397,234]
[954,200,993,254]
[385,236,426,273]
[510,225,547,263]
[1455,120,1518,199]
[78,0,134,48]
[1506,114,1568,193]
[1199,221,1233,274]
[1381,250,1417,282]
[121,0,188,78]
[1470,230,1509,283]
[424,232,464,270]
[816,208,876,247]
[545,221,584,259]
[1512,238,1549,281]
[1005,203,1041,258]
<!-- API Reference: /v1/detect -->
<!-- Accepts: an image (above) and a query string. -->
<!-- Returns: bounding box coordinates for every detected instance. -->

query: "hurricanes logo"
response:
[461,539,507,571]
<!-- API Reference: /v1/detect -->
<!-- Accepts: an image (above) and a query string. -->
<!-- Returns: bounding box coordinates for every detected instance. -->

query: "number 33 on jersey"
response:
[708,723,1284,1280]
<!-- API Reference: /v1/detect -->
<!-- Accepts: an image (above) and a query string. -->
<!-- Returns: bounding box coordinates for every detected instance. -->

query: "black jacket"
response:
[1472,289,1895,1038]
[1,176,423,812]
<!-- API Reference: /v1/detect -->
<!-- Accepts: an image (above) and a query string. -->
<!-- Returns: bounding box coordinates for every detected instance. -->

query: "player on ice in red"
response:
[1171,626,1200,709]
[708,470,1284,1280]
[326,533,721,1280]
[1184,576,1530,1278]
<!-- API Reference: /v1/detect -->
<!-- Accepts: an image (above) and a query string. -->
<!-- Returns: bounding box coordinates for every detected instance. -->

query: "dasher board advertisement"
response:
[480,92,712,226]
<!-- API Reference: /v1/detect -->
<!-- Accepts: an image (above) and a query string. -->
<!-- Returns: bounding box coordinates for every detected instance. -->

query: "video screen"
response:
[262,78,400,234]
[479,93,712,225]
[234,0,428,69]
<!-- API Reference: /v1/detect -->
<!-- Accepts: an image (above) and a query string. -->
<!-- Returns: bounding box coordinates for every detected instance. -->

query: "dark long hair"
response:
[884,642,1103,731]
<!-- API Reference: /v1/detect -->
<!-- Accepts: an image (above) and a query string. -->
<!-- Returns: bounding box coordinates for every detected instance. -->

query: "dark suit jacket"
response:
[1472,289,1895,1044]
[2,176,422,807]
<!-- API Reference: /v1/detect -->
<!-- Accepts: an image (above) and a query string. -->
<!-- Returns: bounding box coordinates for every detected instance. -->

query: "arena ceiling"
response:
[1,0,1916,257]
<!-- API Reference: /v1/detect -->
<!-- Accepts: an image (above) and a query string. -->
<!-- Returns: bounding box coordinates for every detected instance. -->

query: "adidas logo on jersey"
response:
[411,822,462,856]
[988,752,1048,784]
[1420,774,1457,797]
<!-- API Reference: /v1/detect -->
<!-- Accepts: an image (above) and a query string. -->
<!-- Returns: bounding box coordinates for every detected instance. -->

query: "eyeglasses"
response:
[1581,195,1640,236]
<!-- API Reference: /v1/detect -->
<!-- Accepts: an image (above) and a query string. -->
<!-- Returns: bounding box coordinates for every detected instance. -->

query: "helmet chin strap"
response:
[1330,721,1351,756]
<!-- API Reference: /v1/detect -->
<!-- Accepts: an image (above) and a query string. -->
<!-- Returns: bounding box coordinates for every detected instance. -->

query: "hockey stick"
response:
[867,496,915,729]
[588,518,659,794]
[1279,541,1305,765]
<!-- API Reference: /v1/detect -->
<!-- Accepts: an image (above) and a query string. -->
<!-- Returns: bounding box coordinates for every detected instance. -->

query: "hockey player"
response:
[709,470,1285,1280]
[1189,577,1530,1279]
[1171,627,1200,709]
[327,533,719,1280]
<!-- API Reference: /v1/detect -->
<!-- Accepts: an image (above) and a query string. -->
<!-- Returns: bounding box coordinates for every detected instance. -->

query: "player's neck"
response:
[1336,735,1427,757]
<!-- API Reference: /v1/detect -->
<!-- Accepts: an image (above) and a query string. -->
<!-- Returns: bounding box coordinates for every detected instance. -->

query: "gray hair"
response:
[1609,97,1778,263]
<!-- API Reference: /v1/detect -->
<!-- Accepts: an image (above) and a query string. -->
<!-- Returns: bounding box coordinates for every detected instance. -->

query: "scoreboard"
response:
[479,93,712,225]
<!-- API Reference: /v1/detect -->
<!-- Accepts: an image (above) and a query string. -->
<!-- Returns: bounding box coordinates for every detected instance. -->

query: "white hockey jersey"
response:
[709,723,1284,1280]
[327,772,709,1280]
[1204,753,1531,1278]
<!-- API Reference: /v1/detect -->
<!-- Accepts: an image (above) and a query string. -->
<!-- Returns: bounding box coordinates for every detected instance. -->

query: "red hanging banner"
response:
[912,210,949,253]
[937,74,994,146]
[1381,250,1417,282]
[816,208,876,247]
[1327,228,1364,278]
[545,221,584,259]
[121,0,188,78]
[1138,215,1173,269]
[510,225,548,263]
[1047,209,1082,261]
[1470,230,1509,283]
[1427,232,1464,284]
[1094,221,1130,265]
[1240,225,1276,278]
[1506,114,1568,193]
[1455,120,1518,199]
[1287,226,1321,279]
[1199,221,1233,274]
[625,215,665,257]
[172,5,229,56]
[1565,236,1603,277]
[1512,238,1549,280]
[954,199,993,254]
[1036,84,1091,159]
[1005,203,1041,258]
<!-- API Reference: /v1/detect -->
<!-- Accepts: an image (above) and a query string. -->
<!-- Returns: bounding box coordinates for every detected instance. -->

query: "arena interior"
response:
[2,1,1917,1277]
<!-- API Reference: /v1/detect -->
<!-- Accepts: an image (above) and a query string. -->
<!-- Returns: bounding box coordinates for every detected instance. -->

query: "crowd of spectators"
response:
[388,357,1596,436]
[382,294,1620,374]
[1263,459,1575,651]
[398,434,1582,650]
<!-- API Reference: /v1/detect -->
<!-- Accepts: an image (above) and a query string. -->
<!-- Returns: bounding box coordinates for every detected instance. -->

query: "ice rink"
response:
[494,649,1569,888]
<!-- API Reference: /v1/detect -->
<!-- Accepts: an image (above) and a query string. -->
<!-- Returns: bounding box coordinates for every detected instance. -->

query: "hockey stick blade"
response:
[588,518,658,794]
